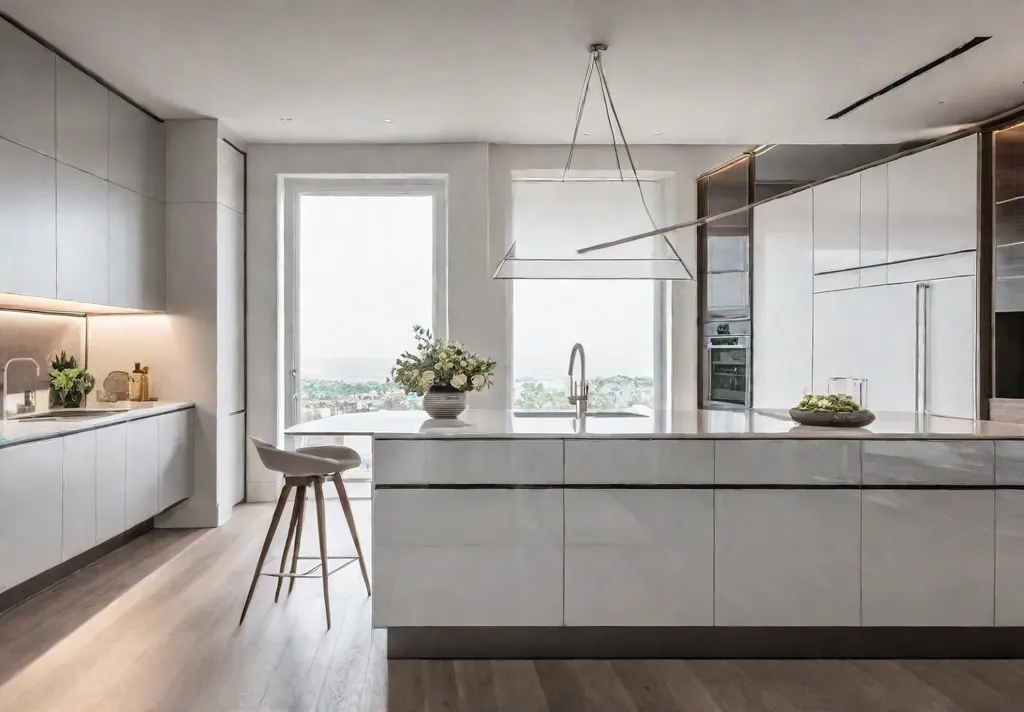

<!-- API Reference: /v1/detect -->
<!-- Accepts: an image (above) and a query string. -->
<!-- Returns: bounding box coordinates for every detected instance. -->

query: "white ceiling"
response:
[2,0,1024,144]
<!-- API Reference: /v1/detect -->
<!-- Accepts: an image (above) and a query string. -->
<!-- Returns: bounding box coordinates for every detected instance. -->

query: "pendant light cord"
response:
[561,46,693,278]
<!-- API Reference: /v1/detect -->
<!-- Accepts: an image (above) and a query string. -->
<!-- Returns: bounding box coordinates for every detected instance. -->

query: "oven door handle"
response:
[706,343,749,350]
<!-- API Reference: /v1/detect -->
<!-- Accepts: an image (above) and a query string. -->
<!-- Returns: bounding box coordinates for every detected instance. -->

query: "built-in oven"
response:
[703,321,751,408]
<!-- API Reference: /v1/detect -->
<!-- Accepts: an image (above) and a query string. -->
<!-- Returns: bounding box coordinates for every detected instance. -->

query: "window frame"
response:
[508,175,673,411]
[281,176,448,430]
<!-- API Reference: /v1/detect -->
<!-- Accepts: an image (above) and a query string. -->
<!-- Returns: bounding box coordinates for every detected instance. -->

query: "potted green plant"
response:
[390,325,496,419]
[48,351,95,409]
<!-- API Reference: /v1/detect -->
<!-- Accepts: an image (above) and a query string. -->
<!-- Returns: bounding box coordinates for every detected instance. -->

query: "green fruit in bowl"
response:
[794,393,862,413]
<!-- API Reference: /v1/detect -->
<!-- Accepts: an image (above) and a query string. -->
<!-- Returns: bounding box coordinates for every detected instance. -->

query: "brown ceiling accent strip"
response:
[827,36,992,120]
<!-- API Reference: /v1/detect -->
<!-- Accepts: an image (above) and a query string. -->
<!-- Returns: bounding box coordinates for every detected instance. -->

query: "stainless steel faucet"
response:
[2,358,41,420]
[567,343,589,419]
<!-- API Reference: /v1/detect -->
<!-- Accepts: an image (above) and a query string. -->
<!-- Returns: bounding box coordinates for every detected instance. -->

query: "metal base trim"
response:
[385,626,1024,660]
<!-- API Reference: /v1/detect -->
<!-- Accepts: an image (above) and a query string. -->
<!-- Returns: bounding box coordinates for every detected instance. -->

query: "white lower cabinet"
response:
[714,490,862,626]
[95,424,128,542]
[61,431,97,561]
[0,439,63,592]
[996,491,1024,626]
[862,491,994,626]
[564,490,713,626]
[564,441,713,485]
[126,417,160,526]
[158,409,193,511]
[373,489,563,627]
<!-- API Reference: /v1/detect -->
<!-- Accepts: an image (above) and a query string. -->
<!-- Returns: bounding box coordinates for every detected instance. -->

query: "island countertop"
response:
[285,408,1024,440]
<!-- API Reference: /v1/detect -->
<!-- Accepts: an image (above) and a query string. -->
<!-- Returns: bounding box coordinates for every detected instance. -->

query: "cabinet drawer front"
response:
[714,490,862,626]
[862,440,994,486]
[374,439,562,485]
[862,490,994,626]
[996,491,1024,626]
[565,440,713,485]
[715,440,860,485]
[996,441,1024,485]
[0,439,63,591]
[62,430,97,561]
[373,490,563,627]
[96,424,128,542]
[564,490,713,626]
[126,417,159,525]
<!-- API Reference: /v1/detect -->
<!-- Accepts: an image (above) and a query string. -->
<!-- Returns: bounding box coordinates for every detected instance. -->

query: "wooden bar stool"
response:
[241,438,371,628]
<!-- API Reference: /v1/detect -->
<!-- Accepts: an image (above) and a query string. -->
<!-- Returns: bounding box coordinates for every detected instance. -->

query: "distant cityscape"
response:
[299,373,655,422]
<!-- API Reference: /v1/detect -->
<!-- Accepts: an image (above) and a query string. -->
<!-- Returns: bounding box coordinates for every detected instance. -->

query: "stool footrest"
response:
[259,557,358,580]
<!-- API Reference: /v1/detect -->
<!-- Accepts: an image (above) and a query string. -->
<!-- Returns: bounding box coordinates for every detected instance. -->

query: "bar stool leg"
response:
[288,486,307,595]
[332,473,371,596]
[312,478,332,629]
[240,483,293,624]
[274,488,302,603]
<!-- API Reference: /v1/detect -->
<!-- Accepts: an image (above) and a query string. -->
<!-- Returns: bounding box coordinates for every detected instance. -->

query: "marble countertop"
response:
[285,408,1024,440]
[0,401,195,449]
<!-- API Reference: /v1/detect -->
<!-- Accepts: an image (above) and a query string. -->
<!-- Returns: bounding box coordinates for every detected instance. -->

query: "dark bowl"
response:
[788,408,876,428]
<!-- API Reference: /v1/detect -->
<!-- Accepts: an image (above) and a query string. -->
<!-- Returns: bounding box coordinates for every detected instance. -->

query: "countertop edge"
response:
[368,432,1024,441]
[0,403,196,450]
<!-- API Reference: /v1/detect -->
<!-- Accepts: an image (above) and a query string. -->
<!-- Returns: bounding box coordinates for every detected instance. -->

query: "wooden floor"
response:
[2,502,1024,712]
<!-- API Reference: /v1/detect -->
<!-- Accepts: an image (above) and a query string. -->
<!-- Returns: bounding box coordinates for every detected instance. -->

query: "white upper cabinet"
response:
[887,137,978,263]
[108,184,164,310]
[859,165,888,267]
[752,191,813,408]
[108,93,164,200]
[0,137,57,298]
[0,18,55,157]
[926,276,977,419]
[55,58,109,179]
[813,283,917,411]
[56,163,109,304]
[813,174,861,275]
[218,205,245,413]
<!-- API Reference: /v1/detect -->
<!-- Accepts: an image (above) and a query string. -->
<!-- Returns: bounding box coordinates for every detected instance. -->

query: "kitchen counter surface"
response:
[0,401,195,449]
[286,408,1024,440]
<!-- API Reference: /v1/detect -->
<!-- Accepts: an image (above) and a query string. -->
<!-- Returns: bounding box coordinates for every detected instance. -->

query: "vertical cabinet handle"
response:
[914,283,931,414]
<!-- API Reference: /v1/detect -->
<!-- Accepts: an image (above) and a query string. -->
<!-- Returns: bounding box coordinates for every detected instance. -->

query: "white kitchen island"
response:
[286,408,1024,658]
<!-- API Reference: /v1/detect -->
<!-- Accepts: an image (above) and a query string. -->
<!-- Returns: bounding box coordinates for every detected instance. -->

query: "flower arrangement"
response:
[48,351,95,408]
[390,326,496,396]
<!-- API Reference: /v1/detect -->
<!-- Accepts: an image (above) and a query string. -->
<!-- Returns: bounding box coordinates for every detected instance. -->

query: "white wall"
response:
[246,142,740,497]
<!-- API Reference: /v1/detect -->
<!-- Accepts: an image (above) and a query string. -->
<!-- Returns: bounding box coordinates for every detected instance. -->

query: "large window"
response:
[287,180,445,490]
[298,193,436,422]
[511,179,669,410]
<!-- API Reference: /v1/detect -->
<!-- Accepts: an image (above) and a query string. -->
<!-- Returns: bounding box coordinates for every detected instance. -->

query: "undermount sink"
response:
[8,407,130,422]
[513,410,647,419]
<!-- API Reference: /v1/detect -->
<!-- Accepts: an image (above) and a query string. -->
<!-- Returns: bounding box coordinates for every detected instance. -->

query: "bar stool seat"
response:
[240,438,371,629]
[295,444,360,469]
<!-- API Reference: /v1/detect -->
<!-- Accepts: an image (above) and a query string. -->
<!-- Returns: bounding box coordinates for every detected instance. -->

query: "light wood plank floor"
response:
[2,502,1024,711]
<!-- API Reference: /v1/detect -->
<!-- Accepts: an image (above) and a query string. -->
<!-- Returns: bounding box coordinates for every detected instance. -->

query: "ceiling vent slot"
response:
[827,36,992,120]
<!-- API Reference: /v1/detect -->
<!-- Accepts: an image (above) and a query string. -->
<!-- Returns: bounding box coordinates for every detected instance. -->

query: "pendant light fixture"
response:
[492,44,695,280]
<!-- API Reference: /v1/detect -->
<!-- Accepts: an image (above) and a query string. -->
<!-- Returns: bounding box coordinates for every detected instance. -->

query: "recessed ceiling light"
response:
[383,119,394,123]
[279,117,292,122]
[583,132,590,136]
[653,130,663,136]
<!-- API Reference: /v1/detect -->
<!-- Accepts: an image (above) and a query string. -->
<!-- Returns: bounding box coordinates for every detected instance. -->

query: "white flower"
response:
[471,374,485,390]
[421,370,435,386]
[450,373,467,389]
